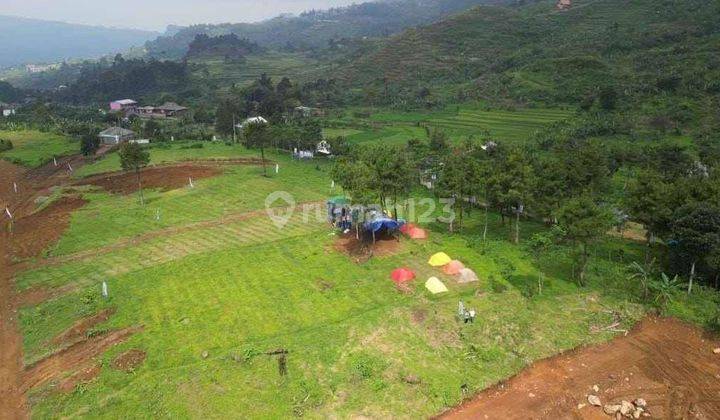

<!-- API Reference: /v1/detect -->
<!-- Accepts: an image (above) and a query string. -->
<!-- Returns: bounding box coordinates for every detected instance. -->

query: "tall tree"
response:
[119,142,150,206]
[671,202,720,293]
[558,195,614,285]
[244,120,271,176]
[486,147,535,243]
[80,133,100,157]
[437,144,481,232]
[625,170,674,254]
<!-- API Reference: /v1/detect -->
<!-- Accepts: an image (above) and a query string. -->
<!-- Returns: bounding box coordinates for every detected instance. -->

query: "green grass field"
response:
[0,130,77,167]
[323,105,574,145]
[17,139,719,418]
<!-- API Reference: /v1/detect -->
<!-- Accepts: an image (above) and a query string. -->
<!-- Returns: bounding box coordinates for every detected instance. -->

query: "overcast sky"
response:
[1,0,361,32]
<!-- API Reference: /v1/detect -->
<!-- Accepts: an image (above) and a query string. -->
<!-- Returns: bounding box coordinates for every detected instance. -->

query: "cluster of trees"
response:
[333,129,720,289]
[185,34,262,62]
[215,74,302,133]
[54,54,190,104]
[215,75,346,151]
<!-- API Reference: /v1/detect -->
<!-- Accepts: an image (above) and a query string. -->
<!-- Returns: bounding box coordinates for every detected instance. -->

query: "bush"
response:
[0,139,13,152]
[179,142,205,150]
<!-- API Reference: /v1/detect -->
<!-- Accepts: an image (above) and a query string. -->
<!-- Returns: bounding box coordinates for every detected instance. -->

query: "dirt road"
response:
[440,317,720,419]
[0,161,31,419]
[0,156,87,419]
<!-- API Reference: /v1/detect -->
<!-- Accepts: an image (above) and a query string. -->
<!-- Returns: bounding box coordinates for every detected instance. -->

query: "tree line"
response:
[333,127,720,289]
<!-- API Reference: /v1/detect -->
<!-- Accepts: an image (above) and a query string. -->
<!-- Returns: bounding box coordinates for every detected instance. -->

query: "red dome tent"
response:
[390,268,416,284]
[400,223,428,240]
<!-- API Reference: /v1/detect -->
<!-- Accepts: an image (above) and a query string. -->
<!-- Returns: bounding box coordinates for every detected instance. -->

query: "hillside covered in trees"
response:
[326,0,720,114]
[144,0,513,59]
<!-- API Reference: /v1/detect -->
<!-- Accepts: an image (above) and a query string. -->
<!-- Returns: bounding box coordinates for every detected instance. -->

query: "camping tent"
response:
[400,223,428,240]
[425,277,449,294]
[428,252,452,267]
[458,268,479,283]
[443,260,465,275]
[391,268,416,284]
[327,196,350,206]
[408,227,428,239]
[364,213,401,233]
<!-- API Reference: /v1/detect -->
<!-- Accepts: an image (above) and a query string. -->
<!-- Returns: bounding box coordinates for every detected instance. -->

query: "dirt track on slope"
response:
[21,326,142,392]
[77,165,223,194]
[440,317,720,419]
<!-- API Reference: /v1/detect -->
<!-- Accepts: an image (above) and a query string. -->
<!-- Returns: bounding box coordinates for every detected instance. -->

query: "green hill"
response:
[329,0,720,111]
[144,0,514,59]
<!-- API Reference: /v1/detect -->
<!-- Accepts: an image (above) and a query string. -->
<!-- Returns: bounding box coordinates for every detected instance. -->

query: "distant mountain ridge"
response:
[0,15,158,68]
[144,0,515,59]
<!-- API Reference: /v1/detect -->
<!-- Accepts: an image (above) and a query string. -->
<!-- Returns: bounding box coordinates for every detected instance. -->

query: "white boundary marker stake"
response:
[13,182,17,193]
[5,207,12,219]
[275,163,279,174]
[102,281,108,298]
[189,177,194,188]
[67,162,73,172]
[53,157,58,166]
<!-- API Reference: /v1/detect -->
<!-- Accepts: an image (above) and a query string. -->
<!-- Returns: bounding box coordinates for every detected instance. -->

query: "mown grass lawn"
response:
[0,130,78,167]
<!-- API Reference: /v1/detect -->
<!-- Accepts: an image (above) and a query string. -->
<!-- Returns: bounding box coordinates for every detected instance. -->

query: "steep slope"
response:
[144,0,514,59]
[0,15,157,68]
[330,0,720,105]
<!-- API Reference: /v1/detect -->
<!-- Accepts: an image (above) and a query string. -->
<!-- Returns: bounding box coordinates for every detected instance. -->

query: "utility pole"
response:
[232,115,237,143]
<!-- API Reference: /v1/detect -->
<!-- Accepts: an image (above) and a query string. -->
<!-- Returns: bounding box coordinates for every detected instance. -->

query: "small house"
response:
[556,0,572,10]
[110,99,138,113]
[238,116,268,130]
[0,103,16,117]
[137,106,156,116]
[156,102,188,118]
[98,127,136,145]
[294,106,324,118]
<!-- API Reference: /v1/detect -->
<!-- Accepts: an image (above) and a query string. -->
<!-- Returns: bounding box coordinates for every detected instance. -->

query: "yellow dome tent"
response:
[425,277,449,294]
[428,252,452,267]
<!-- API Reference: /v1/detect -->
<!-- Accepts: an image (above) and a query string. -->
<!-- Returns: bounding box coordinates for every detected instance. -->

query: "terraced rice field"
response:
[426,108,574,143]
[324,105,574,145]
[191,52,318,92]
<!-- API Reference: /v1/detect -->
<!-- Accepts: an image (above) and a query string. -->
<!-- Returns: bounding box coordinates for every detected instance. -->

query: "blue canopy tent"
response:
[363,211,404,243]
[364,216,401,233]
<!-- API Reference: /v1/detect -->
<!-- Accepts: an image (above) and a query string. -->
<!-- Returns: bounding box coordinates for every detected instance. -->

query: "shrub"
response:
[0,139,13,152]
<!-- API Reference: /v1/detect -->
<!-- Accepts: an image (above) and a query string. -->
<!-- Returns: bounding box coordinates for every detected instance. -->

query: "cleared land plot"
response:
[0,130,77,167]
[12,141,719,418]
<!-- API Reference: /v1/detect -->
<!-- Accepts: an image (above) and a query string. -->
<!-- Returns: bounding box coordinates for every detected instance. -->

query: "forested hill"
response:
[328,0,720,108]
[0,15,157,68]
[144,0,515,59]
